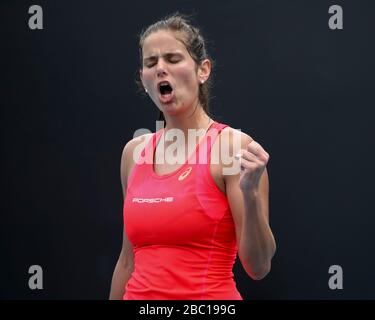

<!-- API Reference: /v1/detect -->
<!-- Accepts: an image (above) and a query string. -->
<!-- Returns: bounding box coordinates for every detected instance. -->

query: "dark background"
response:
[1,0,374,299]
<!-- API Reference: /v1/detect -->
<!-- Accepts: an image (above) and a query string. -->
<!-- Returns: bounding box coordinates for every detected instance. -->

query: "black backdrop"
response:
[1,0,374,299]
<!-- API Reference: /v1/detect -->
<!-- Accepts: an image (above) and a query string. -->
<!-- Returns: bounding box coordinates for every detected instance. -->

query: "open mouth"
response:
[158,81,173,101]
[158,82,173,94]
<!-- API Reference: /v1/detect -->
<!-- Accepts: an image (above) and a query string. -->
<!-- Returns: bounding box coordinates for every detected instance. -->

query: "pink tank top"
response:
[123,121,242,300]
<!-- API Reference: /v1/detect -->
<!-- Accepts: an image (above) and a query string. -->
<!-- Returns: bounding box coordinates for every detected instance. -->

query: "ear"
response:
[198,59,211,83]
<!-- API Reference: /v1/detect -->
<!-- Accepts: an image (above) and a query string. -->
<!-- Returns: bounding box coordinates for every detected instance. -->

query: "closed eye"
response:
[168,58,180,63]
[144,59,156,68]
[166,53,182,63]
[143,53,183,68]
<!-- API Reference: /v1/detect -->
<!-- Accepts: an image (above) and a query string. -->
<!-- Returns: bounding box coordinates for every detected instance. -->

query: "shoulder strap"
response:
[195,121,228,165]
[207,121,228,152]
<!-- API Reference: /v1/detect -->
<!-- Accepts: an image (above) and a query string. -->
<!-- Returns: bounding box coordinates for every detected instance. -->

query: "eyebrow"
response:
[143,52,183,63]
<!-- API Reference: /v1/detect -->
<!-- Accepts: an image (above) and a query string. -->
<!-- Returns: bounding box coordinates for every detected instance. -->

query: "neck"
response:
[162,104,212,137]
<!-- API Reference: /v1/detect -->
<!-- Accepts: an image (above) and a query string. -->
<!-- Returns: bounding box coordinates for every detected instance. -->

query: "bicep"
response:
[119,141,134,270]
[223,130,270,246]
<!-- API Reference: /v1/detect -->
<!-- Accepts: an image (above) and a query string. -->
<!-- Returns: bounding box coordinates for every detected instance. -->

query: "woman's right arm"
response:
[109,231,134,300]
[109,134,152,300]
[109,140,135,300]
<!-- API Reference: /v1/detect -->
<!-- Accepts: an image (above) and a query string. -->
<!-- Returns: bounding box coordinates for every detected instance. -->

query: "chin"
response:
[161,102,182,115]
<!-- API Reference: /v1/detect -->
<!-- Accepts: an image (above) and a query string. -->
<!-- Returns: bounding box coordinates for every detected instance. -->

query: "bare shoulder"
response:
[121,133,153,164]
[219,126,254,148]
[208,126,254,194]
[212,126,254,169]
[120,132,153,194]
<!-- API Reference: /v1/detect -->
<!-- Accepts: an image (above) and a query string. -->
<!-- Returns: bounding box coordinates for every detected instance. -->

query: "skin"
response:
[109,30,276,299]
[140,30,211,134]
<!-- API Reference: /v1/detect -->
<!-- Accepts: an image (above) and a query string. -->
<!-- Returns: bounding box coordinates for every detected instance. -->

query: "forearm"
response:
[238,188,276,279]
[109,259,133,300]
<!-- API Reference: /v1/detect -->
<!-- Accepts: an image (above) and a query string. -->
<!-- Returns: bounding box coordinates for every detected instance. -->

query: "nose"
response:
[156,59,167,77]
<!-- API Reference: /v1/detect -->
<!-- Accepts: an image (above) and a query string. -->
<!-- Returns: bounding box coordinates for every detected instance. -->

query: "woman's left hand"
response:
[235,140,270,192]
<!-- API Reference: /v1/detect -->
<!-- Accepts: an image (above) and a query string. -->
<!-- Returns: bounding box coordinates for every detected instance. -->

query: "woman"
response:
[109,13,276,300]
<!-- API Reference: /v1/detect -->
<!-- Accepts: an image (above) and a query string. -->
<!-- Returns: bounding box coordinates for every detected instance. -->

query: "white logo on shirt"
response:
[178,166,192,181]
[132,197,174,203]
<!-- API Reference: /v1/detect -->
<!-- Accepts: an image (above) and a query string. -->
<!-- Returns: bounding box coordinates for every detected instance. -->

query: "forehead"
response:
[142,30,188,56]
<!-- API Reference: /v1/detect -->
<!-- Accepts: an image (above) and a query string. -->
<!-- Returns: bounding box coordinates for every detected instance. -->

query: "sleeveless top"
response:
[123,121,243,300]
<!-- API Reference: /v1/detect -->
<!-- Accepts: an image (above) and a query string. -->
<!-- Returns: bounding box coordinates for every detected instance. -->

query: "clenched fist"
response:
[235,140,270,192]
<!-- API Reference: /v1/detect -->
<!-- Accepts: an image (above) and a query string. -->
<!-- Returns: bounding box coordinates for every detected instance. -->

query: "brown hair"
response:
[137,13,214,124]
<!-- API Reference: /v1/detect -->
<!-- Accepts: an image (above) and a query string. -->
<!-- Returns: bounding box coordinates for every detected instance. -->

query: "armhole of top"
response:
[204,124,229,199]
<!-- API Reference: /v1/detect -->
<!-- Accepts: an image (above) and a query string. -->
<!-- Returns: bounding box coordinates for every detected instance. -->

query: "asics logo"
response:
[132,197,174,203]
[178,166,192,181]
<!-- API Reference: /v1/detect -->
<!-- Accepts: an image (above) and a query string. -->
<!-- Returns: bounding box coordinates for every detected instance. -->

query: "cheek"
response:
[175,66,198,93]
[141,69,154,88]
